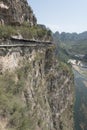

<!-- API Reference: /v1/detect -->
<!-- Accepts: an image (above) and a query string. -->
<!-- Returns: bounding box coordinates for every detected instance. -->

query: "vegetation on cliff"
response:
[0,0,52,41]
[0,24,52,41]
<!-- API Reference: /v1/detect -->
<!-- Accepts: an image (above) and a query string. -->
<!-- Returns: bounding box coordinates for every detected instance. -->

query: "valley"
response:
[53,32,87,130]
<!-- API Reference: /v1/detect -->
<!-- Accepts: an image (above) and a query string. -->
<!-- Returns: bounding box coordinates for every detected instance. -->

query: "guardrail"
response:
[0,38,53,47]
[10,38,53,45]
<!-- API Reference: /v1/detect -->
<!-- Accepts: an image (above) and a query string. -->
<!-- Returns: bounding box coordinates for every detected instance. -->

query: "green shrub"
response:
[0,25,17,39]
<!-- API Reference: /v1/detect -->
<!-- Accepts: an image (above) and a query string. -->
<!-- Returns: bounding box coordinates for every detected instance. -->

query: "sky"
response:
[28,0,87,33]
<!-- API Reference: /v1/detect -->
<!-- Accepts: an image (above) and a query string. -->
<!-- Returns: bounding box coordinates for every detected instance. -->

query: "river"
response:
[73,64,87,130]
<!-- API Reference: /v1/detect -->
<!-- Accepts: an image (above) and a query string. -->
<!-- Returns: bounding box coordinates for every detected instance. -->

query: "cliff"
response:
[0,40,74,130]
[0,0,74,130]
[0,0,37,26]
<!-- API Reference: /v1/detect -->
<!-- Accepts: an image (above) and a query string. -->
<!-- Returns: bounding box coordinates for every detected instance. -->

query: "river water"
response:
[73,65,87,130]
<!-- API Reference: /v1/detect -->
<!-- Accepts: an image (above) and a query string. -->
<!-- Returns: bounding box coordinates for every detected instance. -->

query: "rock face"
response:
[0,1,74,129]
[0,0,37,25]
[0,40,74,130]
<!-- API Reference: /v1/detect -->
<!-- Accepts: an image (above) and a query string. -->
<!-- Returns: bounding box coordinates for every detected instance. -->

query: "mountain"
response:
[54,31,87,42]
[53,31,87,61]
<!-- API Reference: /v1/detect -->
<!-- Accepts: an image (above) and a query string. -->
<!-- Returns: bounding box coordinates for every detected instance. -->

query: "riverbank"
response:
[72,64,87,79]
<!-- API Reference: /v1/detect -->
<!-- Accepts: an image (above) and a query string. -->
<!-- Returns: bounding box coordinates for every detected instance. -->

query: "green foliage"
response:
[0,25,17,39]
[0,24,52,41]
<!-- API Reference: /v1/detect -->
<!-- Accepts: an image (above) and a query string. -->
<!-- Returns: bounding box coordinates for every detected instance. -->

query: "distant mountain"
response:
[54,31,87,42]
[53,31,87,61]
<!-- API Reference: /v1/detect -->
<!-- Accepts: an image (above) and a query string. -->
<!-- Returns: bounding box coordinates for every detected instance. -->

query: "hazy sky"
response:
[28,0,87,33]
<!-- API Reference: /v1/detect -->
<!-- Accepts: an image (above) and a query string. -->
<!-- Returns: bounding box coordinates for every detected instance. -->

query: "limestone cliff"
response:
[0,0,74,129]
[0,40,74,130]
[0,0,37,25]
